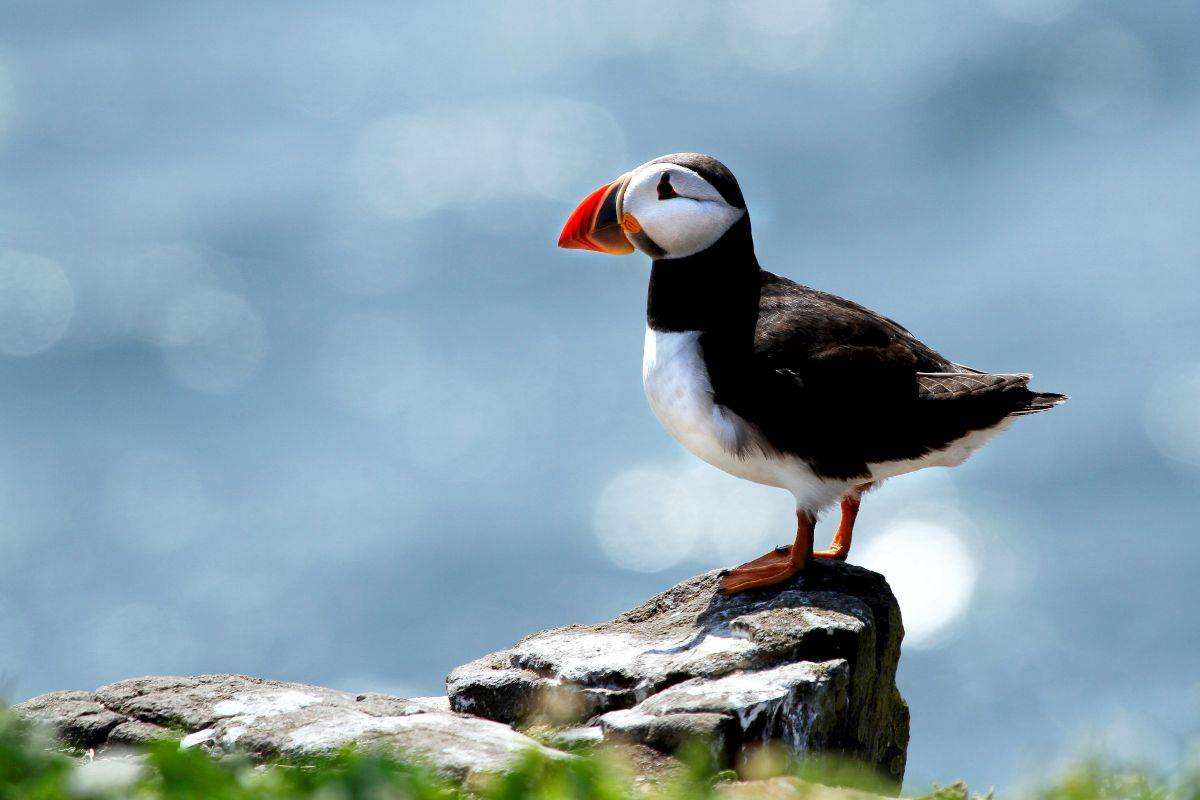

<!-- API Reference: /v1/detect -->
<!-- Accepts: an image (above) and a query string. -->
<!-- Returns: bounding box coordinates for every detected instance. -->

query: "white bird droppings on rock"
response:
[179,728,214,749]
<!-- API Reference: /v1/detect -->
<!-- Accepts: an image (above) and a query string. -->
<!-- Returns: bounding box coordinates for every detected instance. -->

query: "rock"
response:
[107,720,177,746]
[17,674,566,779]
[15,563,910,792]
[447,560,908,788]
[406,695,452,713]
[718,775,886,800]
[602,708,739,754]
[14,690,127,748]
[543,724,605,748]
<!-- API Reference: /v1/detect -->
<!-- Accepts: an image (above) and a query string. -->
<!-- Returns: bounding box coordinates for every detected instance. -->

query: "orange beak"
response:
[557,174,635,255]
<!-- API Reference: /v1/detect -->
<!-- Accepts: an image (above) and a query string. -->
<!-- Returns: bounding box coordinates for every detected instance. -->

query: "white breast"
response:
[642,329,743,459]
[641,327,848,511]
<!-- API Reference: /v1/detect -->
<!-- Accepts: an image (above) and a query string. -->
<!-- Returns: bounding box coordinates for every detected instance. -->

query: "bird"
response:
[558,153,1066,596]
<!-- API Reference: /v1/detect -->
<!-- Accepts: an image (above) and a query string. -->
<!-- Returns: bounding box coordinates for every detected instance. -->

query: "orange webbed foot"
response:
[719,549,804,595]
[718,511,816,596]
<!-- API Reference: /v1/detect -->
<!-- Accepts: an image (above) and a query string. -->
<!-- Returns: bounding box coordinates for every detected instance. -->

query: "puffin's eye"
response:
[656,173,678,200]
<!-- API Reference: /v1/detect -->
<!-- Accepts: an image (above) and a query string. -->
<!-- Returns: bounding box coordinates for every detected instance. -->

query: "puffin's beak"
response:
[557,174,634,255]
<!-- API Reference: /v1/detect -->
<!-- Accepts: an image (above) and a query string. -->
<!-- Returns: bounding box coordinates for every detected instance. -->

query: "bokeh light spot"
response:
[517,99,627,201]
[354,107,509,220]
[667,463,795,565]
[839,3,962,104]
[858,519,979,649]
[1144,364,1200,469]
[726,0,834,74]
[1048,27,1155,128]
[157,289,267,393]
[592,460,816,572]
[0,250,75,356]
[82,243,222,346]
[594,466,700,573]
[352,97,626,219]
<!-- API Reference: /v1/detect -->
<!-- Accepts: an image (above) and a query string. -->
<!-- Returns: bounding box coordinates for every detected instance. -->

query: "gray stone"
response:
[717,776,887,800]
[600,660,848,756]
[18,674,566,779]
[15,689,128,748]
[601,709,738,754]
[107,720,178,746]
[546,725,605,747]
[406,695,452,713]
[447,560,908,787]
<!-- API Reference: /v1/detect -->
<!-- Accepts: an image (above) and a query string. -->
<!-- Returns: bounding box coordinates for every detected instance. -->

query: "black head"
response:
[645,153,746,210]
[558,153,750,260]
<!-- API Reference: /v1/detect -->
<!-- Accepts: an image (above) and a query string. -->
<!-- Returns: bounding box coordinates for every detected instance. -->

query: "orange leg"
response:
[813,493,861,561]
[719,511,814,595]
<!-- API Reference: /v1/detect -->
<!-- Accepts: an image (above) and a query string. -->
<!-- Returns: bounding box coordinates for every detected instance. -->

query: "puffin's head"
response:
[557,153,747,261]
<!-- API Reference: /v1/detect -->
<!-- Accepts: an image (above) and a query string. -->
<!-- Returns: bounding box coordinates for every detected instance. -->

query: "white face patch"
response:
[622,163,745,259]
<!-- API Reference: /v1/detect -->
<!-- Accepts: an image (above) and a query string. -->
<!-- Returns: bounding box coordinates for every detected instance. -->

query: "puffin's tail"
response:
[1010,389,1068,416]
[921,368,1068,417]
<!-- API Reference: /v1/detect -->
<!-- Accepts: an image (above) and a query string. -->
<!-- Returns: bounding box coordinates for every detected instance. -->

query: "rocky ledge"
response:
[15,674,567,780]
[450,560,908,786]
[16,561,908,789]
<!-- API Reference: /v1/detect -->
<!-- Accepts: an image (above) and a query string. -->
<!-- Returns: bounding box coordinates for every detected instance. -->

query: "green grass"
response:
[1,707,1196,800]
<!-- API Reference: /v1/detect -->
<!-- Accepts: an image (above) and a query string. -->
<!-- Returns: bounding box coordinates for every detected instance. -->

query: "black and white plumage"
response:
[560,153,1065,593]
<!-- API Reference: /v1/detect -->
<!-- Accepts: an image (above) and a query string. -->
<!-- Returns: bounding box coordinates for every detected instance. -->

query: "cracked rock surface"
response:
[448,560,908,787]
[15,674,564,779]
[16,562,908,789]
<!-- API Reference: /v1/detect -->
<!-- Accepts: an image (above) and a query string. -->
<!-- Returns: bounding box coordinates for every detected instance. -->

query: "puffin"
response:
[558,153,1066,595]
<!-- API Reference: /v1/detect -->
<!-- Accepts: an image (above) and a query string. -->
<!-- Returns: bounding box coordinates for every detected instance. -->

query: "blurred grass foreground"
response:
[3,707,1198,800]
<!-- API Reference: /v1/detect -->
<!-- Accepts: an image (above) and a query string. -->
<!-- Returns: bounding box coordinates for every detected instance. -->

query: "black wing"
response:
[753,273,954,374]
[702,271,1062,480]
